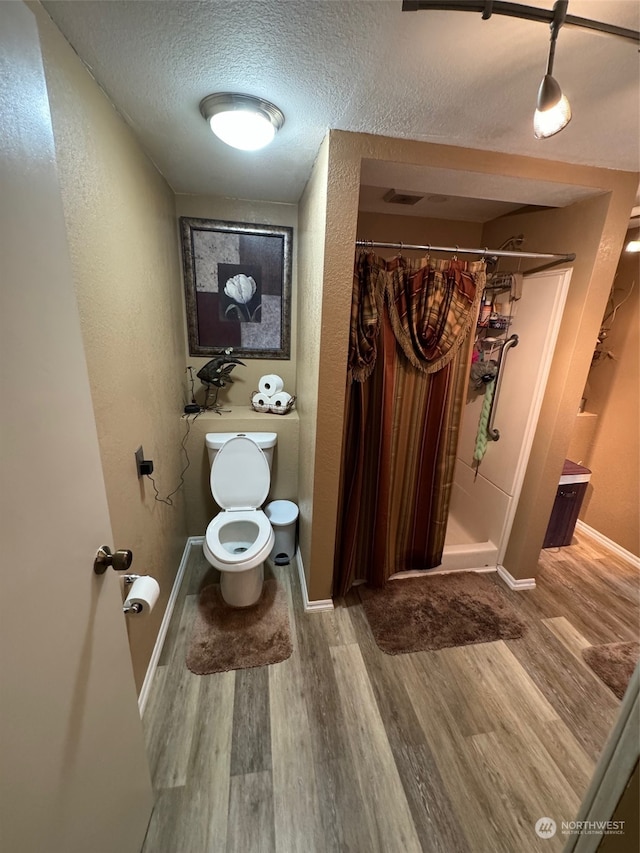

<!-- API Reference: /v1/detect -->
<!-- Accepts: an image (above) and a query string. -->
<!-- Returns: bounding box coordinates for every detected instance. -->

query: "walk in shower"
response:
[335,237,572,594]
[440,266,571,575]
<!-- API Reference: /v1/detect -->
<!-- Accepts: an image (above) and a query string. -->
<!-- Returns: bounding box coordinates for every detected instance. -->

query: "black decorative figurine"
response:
[196,348,245,414]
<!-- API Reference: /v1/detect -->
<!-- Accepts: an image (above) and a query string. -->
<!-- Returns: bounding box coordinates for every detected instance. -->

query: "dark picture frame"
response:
[180,217,293,359]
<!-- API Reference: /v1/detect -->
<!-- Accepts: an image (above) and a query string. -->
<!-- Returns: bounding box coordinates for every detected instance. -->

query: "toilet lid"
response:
[211,435,270,509]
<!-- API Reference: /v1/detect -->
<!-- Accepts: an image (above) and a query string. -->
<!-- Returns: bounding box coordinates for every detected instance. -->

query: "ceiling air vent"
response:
[383,189,425,206]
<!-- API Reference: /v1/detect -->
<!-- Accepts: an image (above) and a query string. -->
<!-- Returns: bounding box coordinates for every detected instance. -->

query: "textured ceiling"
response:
[42,0,639,205]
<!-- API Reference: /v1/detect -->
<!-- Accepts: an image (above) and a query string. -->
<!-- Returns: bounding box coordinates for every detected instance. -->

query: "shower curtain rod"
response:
[356,240,575,272]
[355,239,575,264]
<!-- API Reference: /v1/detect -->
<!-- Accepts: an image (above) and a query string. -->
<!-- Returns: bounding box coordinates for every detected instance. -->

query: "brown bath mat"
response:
[186,579,293,675]
[581,641,639,700]
[358,572,526,655]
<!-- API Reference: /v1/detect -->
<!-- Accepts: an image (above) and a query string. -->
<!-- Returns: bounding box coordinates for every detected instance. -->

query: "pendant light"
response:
[534,0,571,139]
[404,2,639,139]
[199,93,284,151]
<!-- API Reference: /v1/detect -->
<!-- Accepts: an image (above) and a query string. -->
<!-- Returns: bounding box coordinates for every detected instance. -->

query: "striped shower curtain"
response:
[333,252,485,596]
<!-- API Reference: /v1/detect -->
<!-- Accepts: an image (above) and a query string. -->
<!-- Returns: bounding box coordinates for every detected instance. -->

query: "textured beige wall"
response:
[482,192,636,578]
[305,136,363,600]
[579,229,640,556]
[357,210,483,253]
[175,194,298,407]
[34,3,188,691]
[296,137,332,593]
[303,129,637,598]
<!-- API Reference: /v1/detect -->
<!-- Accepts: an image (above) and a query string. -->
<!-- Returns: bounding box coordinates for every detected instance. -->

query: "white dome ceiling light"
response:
[199,93,284,151]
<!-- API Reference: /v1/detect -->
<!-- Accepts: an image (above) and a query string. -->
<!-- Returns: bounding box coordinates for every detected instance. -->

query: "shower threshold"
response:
[388,539,498,580]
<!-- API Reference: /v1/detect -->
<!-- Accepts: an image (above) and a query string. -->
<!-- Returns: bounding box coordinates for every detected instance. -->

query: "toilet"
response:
[203,432,277,607]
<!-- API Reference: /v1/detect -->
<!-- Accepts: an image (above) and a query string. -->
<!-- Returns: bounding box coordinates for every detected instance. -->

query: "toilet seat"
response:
[205,435,274,573]
[204,509,274,572]
[210,435,270,510]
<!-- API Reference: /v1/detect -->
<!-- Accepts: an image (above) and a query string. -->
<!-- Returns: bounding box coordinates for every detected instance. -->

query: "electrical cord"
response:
[186,365,197,404]
[145,411,199,506]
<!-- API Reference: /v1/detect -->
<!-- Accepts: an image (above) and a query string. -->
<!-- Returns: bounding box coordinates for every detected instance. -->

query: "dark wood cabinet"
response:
[543,460,591,549]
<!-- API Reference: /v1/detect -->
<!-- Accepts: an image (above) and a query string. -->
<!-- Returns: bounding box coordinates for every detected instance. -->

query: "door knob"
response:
[94,545,133,574]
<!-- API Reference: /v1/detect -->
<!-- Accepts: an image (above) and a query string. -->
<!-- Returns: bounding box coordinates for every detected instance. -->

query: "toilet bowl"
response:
[203,433,276,607]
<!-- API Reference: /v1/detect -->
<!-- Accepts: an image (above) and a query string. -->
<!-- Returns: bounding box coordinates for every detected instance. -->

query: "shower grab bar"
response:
[487,333,519,441]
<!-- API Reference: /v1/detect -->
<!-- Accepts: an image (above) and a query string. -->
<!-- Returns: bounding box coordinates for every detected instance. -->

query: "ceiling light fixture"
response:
[534,1,571,139]
[199,93,284,151]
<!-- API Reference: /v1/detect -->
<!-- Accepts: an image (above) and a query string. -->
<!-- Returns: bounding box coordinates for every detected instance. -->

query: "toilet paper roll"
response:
[258,374,284,396]
[269,391,293,411]
[251,391,272,412]
[124,576,160,614]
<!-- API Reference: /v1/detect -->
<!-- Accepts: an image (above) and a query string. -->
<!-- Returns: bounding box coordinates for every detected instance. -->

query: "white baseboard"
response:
[575,520,640,569]
[138,535,199,716]
[497,564,536,591]
[296,547,334,612]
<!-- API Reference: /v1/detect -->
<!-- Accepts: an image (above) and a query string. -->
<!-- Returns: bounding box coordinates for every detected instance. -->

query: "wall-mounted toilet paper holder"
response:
[123,574,142,613]
[122,574,159,615]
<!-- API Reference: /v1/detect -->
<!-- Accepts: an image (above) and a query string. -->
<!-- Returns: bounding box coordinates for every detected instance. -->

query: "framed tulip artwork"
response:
[180,217,293,359]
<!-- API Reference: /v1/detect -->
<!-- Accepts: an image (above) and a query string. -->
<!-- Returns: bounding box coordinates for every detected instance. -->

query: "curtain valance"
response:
[348,252,485,380]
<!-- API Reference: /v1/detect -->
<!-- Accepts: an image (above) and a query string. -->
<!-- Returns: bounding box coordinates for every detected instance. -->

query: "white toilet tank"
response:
[205,432,277,470]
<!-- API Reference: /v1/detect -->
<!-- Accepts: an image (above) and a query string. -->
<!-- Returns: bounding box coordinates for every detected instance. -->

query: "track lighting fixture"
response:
[533,1,571,139]
[199,93,284,151]
[402,1,640,140]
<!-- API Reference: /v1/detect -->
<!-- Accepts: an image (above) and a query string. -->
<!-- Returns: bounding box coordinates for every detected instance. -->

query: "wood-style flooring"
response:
[141,533,639,853]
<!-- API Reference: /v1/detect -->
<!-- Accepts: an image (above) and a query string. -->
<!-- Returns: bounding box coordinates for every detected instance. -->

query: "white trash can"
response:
[265,500,299,565]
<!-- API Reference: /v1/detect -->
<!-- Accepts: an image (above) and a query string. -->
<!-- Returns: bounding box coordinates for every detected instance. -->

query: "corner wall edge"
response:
[497,564,537,590]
